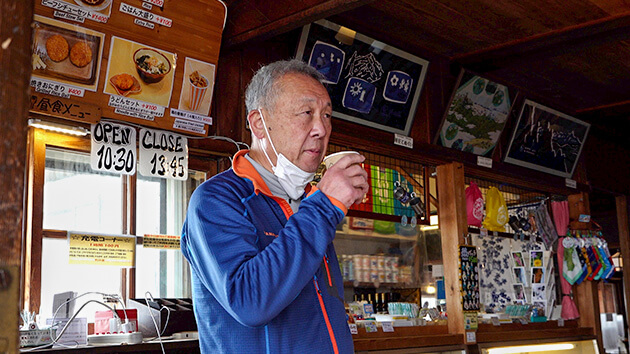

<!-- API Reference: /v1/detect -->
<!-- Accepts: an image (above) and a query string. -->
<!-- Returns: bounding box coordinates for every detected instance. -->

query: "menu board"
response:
[32,0,226,136]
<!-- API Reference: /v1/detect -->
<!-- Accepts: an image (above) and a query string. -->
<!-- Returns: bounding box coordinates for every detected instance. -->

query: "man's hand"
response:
[317,153,369,208]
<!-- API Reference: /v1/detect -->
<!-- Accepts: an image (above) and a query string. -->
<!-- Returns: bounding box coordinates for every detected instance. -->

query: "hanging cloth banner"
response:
[557,237,580,320]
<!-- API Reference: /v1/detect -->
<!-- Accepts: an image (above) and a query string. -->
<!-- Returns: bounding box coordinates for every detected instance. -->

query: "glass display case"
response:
[479,339,599,354]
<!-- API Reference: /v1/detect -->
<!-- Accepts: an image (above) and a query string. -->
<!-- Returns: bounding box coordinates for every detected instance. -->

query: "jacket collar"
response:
[232,149,312,198]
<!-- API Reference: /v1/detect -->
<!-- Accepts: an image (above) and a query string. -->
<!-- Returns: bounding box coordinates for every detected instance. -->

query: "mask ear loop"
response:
[258,108,280,170]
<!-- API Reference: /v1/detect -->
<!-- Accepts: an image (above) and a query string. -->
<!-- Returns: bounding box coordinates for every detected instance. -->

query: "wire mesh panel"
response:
[465,176,553,235]
[324,144,429,223]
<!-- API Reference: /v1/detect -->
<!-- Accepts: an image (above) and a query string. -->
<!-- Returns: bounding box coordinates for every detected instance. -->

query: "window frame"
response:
[22,126,220,313]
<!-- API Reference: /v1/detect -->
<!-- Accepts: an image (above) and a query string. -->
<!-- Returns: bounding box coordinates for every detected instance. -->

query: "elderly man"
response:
[181,59,369,353]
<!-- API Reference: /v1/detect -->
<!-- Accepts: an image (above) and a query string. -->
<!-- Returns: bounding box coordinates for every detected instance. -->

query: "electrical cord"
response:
[100,117,249,157]
[50,292,128,327]
[145,291,166,354]
[22,299,120,352]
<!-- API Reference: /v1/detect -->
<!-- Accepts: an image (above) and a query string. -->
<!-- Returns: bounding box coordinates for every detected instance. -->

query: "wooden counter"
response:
[352,324,464,352]
[21,338,200,354]
[475,320,595,343]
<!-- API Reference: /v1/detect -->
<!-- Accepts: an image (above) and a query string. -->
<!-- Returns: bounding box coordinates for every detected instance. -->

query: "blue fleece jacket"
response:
[181,150,354,353]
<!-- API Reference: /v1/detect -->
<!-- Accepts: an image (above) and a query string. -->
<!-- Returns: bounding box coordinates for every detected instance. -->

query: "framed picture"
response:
[296,19,429,135]
[504,100,590,178]
[437,70,517,156]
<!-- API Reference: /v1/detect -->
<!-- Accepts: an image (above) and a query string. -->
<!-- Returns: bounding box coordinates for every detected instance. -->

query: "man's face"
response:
[263,72,332,173]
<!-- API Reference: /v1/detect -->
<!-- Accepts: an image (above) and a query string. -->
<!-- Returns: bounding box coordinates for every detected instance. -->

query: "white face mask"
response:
[258,109,315,200]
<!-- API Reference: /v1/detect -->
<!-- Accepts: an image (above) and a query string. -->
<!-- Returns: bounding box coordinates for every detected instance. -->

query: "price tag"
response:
[348,323,358,335]
[393,134,413,149]
[143,0,164,6]
[477,156,493,169]
[364,322,378,333]
[170,108,213,125]
[90,122,137,175]
[138,128,188,180]
[42,0,109,22]
[565,178,577,189]
[108,95,164,117]
[53,10,85,23]
[134,18,155,29]
[173,118,207,134]
[31,77,84,98]
[466,331,476,343]
[381,322,394,332]
[558,318,565,327]
[119,2,172,27]
[491,317,501,326]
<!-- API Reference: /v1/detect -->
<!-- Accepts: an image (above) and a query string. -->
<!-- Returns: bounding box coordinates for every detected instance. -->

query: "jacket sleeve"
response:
[181,181,345,327]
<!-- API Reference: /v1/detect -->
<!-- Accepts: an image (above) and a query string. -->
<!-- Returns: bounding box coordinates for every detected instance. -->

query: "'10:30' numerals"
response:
[150,153,185,177]
[96,145,135,173]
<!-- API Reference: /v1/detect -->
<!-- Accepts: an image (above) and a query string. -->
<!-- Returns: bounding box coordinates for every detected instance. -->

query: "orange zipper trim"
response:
[313,278,339,354]
[323,255,333,287]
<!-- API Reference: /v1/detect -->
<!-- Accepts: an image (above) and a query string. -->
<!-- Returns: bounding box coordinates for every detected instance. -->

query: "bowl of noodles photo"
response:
[133,48,171,84]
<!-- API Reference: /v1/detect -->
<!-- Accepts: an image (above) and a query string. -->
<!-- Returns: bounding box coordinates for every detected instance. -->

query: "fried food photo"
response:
[189,70,208,87]
[69,41,93,68]
[113,73,134,91]
[45,34,69,62]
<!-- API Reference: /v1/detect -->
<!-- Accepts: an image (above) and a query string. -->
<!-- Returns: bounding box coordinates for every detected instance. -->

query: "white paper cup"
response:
[323,151,359,169]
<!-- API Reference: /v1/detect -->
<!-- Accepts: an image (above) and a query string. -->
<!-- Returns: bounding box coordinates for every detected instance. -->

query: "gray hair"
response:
[245,59,326,114]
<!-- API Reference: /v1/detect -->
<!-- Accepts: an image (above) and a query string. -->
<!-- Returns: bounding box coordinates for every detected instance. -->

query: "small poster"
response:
[296,19,429,135]
[530,250,544,267]
[512,251,525,267]
[177,57,216,116]
[438,71,516,156]
[459,246,480,311]
[143,234,181,249]
[104,36,176,108]
[504,100,590,178]
[512,267,526,285]
[513,284,526,303]
[68,232,135,267]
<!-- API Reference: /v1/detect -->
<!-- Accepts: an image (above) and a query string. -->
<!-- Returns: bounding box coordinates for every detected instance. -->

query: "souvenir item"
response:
[551,200,569,236]
[558,237,579,319]
[482,187,508,232]
[466,181,484,227]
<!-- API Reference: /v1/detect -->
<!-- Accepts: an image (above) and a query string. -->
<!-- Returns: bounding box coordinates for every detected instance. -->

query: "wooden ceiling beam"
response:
[452,11,630,73]
[222,0,374,48]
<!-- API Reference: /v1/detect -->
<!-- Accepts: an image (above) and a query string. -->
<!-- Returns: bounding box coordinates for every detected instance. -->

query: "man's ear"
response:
[247,110,266,139]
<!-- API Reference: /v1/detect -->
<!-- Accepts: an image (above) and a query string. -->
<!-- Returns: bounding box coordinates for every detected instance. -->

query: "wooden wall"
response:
[193,29,594,197]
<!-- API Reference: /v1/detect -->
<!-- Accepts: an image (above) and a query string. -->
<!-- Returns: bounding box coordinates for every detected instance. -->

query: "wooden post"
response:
[0,0,34,352]
[569,192,604,353]
[436,162,467,337]
[616,195,630,341]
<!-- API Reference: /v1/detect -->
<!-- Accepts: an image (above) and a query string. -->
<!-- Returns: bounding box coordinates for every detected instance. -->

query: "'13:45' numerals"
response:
[150,153,185,178]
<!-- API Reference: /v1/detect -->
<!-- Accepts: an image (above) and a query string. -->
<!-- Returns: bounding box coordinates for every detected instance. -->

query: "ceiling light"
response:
[488,343,575,354]
[28,118,89,136]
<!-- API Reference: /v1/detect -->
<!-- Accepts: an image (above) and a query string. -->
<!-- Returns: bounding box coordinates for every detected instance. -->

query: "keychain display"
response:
[459,245,480,311]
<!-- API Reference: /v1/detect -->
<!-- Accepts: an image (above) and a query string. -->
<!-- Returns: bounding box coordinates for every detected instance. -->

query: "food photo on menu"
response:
[31,15,105,91]
[177,57,216,116]
[104,37,176,107]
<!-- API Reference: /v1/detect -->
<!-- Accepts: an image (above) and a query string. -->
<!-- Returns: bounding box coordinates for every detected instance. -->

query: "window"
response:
[26,128,213,322]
